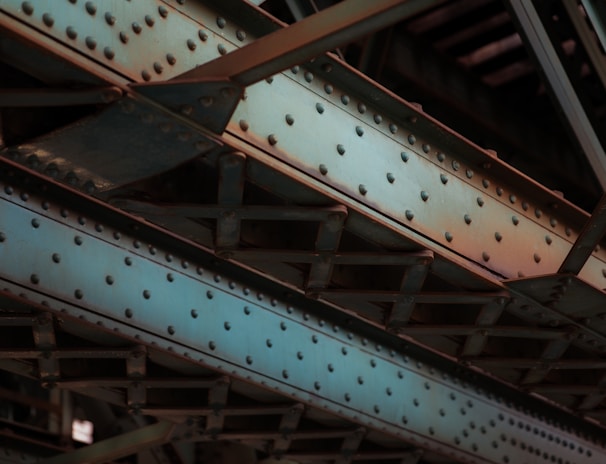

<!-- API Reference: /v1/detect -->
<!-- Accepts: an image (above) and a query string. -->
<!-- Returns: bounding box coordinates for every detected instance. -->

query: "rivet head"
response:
[408,134,416,145]
[445,232,453,242]
[236,29,246,41]
[324,84,333,94]
[389,123,398,133]
[304,71,314,83]
[316,103,324,114]
[534,253,541,263]
[132,22,142,34]
[512,216,519,225]
[440,173,448,184]
[119,31,129,43]
[358,184,367,195]
[145,14,155,27]
[336,144,346,155]
[239,119,249,131]
[85,36,97,50]
[42,13,54,27]
[166,53,176,65]
[105,12,116,25]
[341,94,350,105]
[217,44,227,55]
[85,2,96,15]
[21,2,34,15]
[66,26,78,39]
[401,152,409,162]
[374,114,382,124]
[198,30,208,41]
[545,235,552,245]
[285,114,294,125]
[482,252,490,262]
[187,39,196,50]
[420,191,429,201]
[358,103,366,114]
[104,47,115,60]
[464,214,472,225]
[141,70,151,81]
[386,172,395,183]
[477,197,484,207]
[268,134,278,145]
[217,16,226,28]
[495,232,503,242]
[319,164,328,175]
[153,61,163,74]
[355,126,364,137]
[158,5,169,17]
[405,210,414,220]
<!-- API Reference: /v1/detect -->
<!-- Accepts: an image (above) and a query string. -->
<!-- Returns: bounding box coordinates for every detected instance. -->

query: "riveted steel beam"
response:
[0,162,605,463]
[174,0,444,86]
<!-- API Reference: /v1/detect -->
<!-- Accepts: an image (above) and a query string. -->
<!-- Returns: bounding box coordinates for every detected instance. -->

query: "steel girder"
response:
[0,159,603,464]
[1,1,606,463]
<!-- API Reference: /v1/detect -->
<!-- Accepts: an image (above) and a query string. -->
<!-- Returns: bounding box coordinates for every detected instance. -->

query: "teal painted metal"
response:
[0,164,604,464]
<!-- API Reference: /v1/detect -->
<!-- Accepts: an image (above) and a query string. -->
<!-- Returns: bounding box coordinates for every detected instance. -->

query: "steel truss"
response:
[1,0,606,463]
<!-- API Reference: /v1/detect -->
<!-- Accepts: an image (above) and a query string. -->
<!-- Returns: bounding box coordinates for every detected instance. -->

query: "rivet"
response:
[191,309,198,318]
[386,172,395,183]
[74,236,83,245]
[337,144,346,155]
[359,184,367,195]
[565,227,571,236]
[535,208,542,218]
[265,76,274,84]
[285,114,294,125]
[21,2,34,15]
[437,153,445,162]
[158,5,168,17]
[168,326,175,335]
[232,29,246,42]
[239,119,249,131]
[319,164,328,175]
[297,351,303,360]
[405,210,414,220]
[327,363,334,372]
[445,232,453,242]
[374,114,382,124]
[534,253,541,263]
[132,22,142,34]
[496,187,503,196]
[512,216,519,225]
[522,201,529,211]
[482,252,490,262]
[198,30,208,41]
[85,36,97,50]
[85,2,96,15]
[341,94,350,104]
[495,232,503,242]
[143,290,151,299]
[145,15,154,27]
[224,321,231,331]
[153,62,163,74]
[389,123,398,133]
[464,214,472,225]
[509,194,516,204]
[119,31,129,43]
[477,197,484,207]
[282,370,289,379]
[421,191,429,201]
[104,47,115,60]
[482,179,490,188]
[66,26,77,39]
[0,232,6,243]
[304,71,314,82]
[218,44,227,55]
[125,308,133,318]
[42,13,54,27]
[217,16,226,28]
[290,65,300,74]
[31,218,40,228]
[550,218,557,227]
[166,53,176,65]
[186,39,196,50]
[316,103,324,114]
[355,126,364,137]
[105,12,116,25]
[357,376,364,384]
[408,134,416,144]
[209,341,216,350]
[30,274,39,284]
[75,289,83,299]
[324,84,333,94]
[440,174,448,184]
[545,235,552,245]
[358,103,366,113]
[105,275,114,285]
[268,134,278,145]
[466,169,474,178]
[401,151,409,162]
[166,273,174,282]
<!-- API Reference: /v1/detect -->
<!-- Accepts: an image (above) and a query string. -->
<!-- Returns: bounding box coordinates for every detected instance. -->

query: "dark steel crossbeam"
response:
[216,152,246,253]
[174,0,444,86]
[460,298,508,357]
[0,87,122,107]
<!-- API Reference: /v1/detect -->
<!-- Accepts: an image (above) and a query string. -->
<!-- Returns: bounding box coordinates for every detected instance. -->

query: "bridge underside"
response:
[2,1,606,463]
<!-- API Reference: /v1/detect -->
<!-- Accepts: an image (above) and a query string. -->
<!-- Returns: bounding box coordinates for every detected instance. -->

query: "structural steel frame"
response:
[2,1,606,463]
